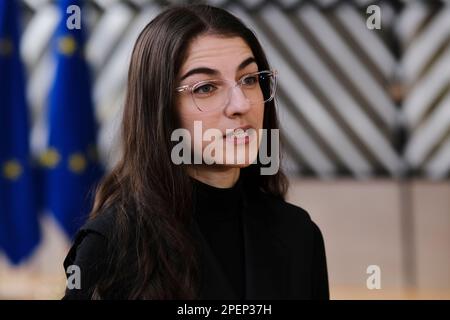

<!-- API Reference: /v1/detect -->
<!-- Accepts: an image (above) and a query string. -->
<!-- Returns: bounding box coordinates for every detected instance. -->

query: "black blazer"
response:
[63,184,329,300]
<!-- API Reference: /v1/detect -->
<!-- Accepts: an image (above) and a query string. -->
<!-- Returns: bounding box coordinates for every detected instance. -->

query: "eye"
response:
[193,83,217,95]
[242,75,259,86]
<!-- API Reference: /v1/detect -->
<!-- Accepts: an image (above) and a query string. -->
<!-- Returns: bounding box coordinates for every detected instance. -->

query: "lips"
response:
[222,125,255,145]
[223,125,253,138]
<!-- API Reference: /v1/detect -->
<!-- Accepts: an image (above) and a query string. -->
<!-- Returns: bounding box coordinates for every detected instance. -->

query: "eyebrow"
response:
[179,56,257,81]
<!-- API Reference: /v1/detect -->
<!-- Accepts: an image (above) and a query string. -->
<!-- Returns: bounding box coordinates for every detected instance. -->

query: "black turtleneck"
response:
[192,177,246,299]
[63,175,330,300]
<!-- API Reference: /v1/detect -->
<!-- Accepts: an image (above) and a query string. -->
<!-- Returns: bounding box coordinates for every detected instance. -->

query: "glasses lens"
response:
[242,71,276,104]
[192,71,277,112]
[192,80,228,112]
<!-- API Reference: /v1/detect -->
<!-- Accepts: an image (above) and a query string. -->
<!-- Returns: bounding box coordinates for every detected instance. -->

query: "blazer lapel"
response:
[242,189,291,299]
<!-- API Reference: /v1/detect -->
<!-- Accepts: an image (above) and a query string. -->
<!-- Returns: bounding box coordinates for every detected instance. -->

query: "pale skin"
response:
[176,35,265,188]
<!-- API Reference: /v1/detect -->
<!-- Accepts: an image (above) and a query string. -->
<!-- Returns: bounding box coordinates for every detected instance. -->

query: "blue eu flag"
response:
[41,0,102,238]
[0,0,41,264]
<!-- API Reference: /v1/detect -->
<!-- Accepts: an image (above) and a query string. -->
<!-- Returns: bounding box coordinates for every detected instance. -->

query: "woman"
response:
[63,4,329,300]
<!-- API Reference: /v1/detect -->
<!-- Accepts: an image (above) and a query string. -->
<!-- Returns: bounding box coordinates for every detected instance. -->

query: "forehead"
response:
[180,35,255,74]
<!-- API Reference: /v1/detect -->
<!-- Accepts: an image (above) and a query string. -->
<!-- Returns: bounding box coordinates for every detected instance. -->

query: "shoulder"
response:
[257,190,325,248]
[257,189,313,227]
[62,207,119,299]
[63,207,117,280]
[79,206,117,238]
[64,207,116,263]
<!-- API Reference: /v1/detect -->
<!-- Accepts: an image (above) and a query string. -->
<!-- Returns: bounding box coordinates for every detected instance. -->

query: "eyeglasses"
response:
[175,70,278,112]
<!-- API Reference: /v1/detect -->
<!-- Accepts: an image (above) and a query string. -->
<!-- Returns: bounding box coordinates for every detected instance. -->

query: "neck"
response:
[187,165,240,188]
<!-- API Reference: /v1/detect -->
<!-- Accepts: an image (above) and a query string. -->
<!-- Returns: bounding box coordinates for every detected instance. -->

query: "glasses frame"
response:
[175,69,278,112]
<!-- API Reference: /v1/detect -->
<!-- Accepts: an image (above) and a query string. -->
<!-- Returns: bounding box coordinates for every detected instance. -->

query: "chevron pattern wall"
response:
[15,0,450,179]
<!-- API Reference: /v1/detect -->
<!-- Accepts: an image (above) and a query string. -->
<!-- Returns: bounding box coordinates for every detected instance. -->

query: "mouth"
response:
[223,125,254,144]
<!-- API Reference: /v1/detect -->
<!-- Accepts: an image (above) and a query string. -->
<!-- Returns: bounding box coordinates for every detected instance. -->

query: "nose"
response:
[224,85,251,117]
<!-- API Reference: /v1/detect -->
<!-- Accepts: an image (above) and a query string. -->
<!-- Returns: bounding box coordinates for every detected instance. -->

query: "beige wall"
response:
[287,179,450,299]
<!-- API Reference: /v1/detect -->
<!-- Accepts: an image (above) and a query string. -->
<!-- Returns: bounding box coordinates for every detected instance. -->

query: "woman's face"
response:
[175,34,264,170]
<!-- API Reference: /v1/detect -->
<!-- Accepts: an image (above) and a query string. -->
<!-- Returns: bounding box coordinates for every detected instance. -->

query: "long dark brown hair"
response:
[89,4,288,299]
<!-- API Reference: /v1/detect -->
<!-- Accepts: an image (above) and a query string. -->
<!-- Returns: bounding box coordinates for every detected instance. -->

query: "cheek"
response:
[252,102,265,128]
[175,95,193,129]
[249,103,265,150]
[178,110,219,132]
[177,103,222,153]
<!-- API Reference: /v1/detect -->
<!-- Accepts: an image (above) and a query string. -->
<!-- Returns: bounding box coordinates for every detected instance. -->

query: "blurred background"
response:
[0,0,449,299]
